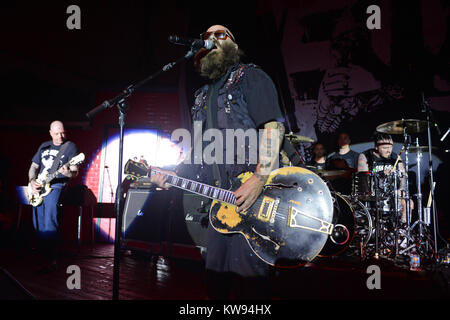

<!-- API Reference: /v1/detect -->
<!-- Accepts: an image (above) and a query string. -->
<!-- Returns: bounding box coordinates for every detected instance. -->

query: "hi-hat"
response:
[376,119,428,135]
[285,133,315,143]
[408,146,437,153]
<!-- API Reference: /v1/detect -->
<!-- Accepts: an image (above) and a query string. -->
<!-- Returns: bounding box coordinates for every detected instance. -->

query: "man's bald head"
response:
[49,120,66,146]
[50,120,64,131]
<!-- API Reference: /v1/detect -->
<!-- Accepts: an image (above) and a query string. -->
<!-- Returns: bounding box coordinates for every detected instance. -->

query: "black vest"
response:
[190,63,260,186]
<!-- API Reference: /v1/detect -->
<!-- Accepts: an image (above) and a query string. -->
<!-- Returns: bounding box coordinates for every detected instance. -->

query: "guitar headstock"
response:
[69,153,85,166]
[124,159,149,178]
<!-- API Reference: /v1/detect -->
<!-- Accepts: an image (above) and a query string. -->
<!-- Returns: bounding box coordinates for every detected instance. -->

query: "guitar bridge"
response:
[257,197,279,223]
[287,206,333,235]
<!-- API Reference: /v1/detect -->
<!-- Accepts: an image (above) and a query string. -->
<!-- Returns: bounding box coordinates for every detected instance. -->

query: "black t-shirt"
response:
[241,66,284,128]
[307,160,327,171]
[201,64,284,188]
[32,140,78,185]
[327,149,360,169]
[362,149,399,173]
[208,64,283,129]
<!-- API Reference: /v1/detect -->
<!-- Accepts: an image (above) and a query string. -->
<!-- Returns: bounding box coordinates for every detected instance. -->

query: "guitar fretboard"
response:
[150,169,236,205]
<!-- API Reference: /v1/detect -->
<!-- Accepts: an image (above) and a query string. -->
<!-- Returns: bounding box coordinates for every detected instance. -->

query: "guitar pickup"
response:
[257,197,279,223]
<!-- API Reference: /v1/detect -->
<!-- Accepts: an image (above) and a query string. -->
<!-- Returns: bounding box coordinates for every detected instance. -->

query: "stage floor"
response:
[0,243,449,300]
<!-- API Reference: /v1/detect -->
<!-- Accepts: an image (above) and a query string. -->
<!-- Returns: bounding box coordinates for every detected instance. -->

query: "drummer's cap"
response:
[374,132,393,146]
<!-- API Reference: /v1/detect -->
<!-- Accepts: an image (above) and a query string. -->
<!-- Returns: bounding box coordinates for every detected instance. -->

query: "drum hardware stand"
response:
[421,94,441,258]
[374,172,382,258]
[409,138,429,252]
[393,170,400,257]
[85,45,200,300]
[401,129,412,244]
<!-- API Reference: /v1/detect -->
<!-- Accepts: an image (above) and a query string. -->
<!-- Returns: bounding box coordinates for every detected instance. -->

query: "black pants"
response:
[205,270,272,300]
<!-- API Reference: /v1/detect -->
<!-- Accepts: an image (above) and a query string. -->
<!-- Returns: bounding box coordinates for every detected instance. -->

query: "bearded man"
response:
[152,25,285,299]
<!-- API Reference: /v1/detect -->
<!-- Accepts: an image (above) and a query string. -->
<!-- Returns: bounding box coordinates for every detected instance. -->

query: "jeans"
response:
[32,184,64,260]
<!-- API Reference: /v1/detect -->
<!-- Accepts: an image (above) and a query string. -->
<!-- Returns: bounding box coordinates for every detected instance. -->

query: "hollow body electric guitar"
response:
[27,153,85,207]
[124,160,334,267]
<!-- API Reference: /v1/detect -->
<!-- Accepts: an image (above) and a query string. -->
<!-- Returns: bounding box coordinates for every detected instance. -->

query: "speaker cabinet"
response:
[182,193,210,248]
[121,188,209,258]
[122,189,171,252]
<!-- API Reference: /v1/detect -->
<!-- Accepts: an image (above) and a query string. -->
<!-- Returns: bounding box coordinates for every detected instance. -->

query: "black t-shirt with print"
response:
[362,149,399,173]
[32,140,78,185]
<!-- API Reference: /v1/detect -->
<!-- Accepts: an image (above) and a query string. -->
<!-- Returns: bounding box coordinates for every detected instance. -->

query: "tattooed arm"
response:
[254,121,285,182]
[28,162,42,193]
[28,162,39,183]
[357,153,369,172]
[234,121,285,212]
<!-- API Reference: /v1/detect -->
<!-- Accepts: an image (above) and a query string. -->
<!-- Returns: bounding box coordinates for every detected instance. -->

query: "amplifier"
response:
[121,188,210,258]
[182,193,210,248]
[122,189,171,253]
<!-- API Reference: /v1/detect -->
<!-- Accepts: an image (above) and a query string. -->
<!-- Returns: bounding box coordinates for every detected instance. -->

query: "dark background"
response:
[0,1,449,238]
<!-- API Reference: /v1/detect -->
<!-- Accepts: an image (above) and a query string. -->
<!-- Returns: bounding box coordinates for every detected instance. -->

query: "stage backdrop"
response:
[272,0,450,159]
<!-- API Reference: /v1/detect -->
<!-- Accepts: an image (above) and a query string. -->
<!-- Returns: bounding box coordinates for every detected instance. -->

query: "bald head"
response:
[49,120,66,146]
[50,121,64,131]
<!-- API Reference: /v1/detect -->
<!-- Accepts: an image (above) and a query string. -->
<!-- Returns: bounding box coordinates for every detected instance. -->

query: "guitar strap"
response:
[48,141,71,174]
[205,83,223,188]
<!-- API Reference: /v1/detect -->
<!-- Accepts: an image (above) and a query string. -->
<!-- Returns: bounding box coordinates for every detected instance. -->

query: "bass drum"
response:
[319,193,372,257]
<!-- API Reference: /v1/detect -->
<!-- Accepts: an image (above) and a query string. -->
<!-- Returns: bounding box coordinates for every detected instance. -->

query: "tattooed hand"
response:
[233,121,284,213]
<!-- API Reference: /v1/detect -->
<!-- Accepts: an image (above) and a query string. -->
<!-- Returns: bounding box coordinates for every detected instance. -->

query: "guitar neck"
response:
[41,158,77,184]
[150,169,236,205]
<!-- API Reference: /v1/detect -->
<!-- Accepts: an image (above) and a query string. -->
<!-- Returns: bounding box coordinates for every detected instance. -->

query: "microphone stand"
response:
[421,94,439,259]
[86,46,199,300]
[105,165,114,200]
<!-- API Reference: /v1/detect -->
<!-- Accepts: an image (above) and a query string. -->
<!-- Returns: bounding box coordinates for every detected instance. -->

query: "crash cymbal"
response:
[285,133,315,143]
[408,146,437,153]
[316,169,348,177]
[376,119,428,134]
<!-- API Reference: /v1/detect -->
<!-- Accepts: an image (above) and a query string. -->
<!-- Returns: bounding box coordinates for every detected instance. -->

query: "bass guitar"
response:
[124,160,335,267]
[27,153,85,207]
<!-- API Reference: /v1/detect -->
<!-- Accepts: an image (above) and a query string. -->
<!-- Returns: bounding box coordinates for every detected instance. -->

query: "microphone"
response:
[168,35,214,50]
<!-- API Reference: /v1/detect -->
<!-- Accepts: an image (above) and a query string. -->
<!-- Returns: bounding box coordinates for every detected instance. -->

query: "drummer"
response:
[357,132,412,222]
[357,133,400,174]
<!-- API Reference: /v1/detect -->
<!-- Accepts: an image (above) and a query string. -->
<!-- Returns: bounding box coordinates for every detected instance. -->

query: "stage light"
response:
[83,128,183,203]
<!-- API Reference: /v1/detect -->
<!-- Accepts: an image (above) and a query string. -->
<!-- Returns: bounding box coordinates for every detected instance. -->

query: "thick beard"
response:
[198,42,243,80]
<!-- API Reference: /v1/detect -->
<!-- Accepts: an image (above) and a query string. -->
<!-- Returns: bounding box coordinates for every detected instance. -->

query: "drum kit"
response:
[285,118,440,268]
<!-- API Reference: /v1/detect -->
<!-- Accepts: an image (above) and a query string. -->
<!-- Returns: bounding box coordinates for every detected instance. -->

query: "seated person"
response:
[307,143,327,171]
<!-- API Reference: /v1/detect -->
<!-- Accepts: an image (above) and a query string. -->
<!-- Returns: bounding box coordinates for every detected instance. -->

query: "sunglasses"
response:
[200,30,235,42]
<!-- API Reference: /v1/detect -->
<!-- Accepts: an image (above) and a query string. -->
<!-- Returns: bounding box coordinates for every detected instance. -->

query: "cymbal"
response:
[285,133,315,143]
[408,146,437,153]
[376,119,428,134]
[316,169,348,177]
